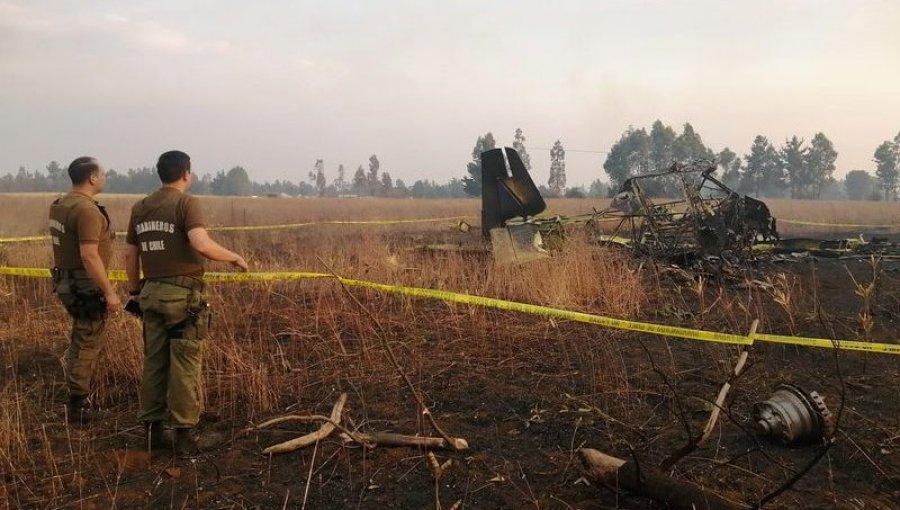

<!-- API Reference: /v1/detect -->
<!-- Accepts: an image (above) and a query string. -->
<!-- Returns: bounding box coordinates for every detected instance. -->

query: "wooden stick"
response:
[579,449,747,510]
[659,319,758,471]
[340,431,468,451]
[698,319,758,447]
[262,393,347,455]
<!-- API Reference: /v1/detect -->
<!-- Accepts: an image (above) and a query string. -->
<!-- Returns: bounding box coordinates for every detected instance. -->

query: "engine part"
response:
[752,384,834,444]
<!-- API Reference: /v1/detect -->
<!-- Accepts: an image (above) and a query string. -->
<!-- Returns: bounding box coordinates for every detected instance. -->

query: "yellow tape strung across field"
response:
[208,215,475,232]
[2,266,898,355]
[778,219,900,228]
[5,214,899,243]
[0,216,476,243]
[0,235,51,243]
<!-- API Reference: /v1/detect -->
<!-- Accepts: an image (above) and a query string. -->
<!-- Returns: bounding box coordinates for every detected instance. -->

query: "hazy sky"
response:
[2,0,899,187]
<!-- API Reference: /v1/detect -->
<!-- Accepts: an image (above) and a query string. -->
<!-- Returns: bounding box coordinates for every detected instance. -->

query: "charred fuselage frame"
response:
[481,148,778,262]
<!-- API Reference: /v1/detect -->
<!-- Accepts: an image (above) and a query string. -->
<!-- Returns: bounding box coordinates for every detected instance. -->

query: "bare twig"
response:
[660,320,758,471]
[579,448,747,510]
[261,393,347,454]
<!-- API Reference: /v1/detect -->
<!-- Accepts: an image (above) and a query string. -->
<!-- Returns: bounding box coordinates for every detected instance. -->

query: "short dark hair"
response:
[157,151,191,183]
[68,157,101,185]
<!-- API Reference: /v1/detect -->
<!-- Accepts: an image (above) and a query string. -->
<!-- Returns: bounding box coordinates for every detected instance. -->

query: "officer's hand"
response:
[105,293,123,313]
[231,256,249,272]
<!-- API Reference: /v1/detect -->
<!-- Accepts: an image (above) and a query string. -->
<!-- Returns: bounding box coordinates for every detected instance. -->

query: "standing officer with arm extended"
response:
[49,157,122,423]
[124,150,248,454]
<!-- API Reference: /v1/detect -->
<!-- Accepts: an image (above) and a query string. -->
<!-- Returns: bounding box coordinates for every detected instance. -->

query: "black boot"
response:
[146,422,170,451]
[66,395,90,424]
[173,428,199,456]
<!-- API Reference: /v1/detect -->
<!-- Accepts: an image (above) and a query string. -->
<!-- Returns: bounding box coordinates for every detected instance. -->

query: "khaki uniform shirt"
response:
[49,192,113,270]
[126,188,206,278]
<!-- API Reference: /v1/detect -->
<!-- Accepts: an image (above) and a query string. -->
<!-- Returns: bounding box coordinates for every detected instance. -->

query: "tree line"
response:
[597,121,898,201]
[0,156,470,198]
[4,126,898,200]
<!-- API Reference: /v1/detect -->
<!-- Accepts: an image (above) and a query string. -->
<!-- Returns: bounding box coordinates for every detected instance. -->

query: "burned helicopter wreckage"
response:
[481,147,778,265]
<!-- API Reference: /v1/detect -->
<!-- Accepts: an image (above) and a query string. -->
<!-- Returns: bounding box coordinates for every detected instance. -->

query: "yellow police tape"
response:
[0,235,51,243]
[778,219,900,228]
[0,216,476,243]
[207,216,475,232]
[2,266,898,355]
[6,215,899,244]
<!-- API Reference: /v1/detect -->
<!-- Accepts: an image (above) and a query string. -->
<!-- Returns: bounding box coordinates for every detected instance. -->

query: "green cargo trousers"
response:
[138,280,210,428]
[54,276,107,398]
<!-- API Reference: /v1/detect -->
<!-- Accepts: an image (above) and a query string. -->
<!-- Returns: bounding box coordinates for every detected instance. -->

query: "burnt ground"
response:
[2,237,900,509]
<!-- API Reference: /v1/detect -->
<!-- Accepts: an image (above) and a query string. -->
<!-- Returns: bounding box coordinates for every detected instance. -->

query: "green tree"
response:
[717,148,741,189]
[394,179,408,197]
[873,133,899,201]
[564,186,586,198]
[649,120,677,171]
[333,164,346,195]
[741,136,784,197]
[308,159,326,197]
[548,139,566,196]
[193,173,212,195]
[352,165,367,195]
[381,171,393,193]
[844,170,875,200]
[224,166,252,196]
[716,147,736,174]
[673,123,714,162]
[804,133,838,199]
[780,136,808,198]
[210,170,227,195]
[367,155,380,196]
[588,179,609,198]
[603,127,650,191]
[46,161,67,190]
[462,132,496,196]
[512,128,532,172]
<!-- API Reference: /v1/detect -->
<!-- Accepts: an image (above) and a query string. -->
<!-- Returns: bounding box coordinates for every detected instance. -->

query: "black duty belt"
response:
[52,267,89,279]
[146,275,205,292]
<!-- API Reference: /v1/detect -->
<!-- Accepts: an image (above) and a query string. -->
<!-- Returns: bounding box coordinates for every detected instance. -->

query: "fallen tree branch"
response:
[253,394,468,453]
[340,431,468,451]
[253,413,374,449]
[261,393,347,454]
[579,448,748,510]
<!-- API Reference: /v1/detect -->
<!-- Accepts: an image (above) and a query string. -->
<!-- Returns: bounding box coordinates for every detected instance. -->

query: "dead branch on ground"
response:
[579,448,748,510]
[259,393,348,454]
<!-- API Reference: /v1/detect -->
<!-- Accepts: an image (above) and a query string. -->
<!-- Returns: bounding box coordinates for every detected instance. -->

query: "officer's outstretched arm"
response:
[187,227,249,271]
[80,242,122,312]
[124,243,141,294]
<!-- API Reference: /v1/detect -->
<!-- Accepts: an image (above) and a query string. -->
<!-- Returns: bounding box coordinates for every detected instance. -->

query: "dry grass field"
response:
[1,194,899,509]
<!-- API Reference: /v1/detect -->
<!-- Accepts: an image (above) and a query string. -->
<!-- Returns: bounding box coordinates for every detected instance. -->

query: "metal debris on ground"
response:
[480,149,778,264]
[752,384,834,444]
[478,146,900,266]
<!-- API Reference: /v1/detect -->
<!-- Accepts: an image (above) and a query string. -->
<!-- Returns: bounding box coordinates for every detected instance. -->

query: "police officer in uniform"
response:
[49,157,122,422]
[124,150,248,454]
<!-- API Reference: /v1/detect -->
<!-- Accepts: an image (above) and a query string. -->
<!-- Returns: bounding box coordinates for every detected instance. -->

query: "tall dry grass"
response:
[3,194,896,508]
[0,199,649,507]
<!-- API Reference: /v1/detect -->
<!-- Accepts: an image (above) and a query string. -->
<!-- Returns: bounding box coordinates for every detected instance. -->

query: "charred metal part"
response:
[480,151,778,264]
[480,148,546,238]
[490,223,550,265]
[610,161,778,260]
[752,384,834,444]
